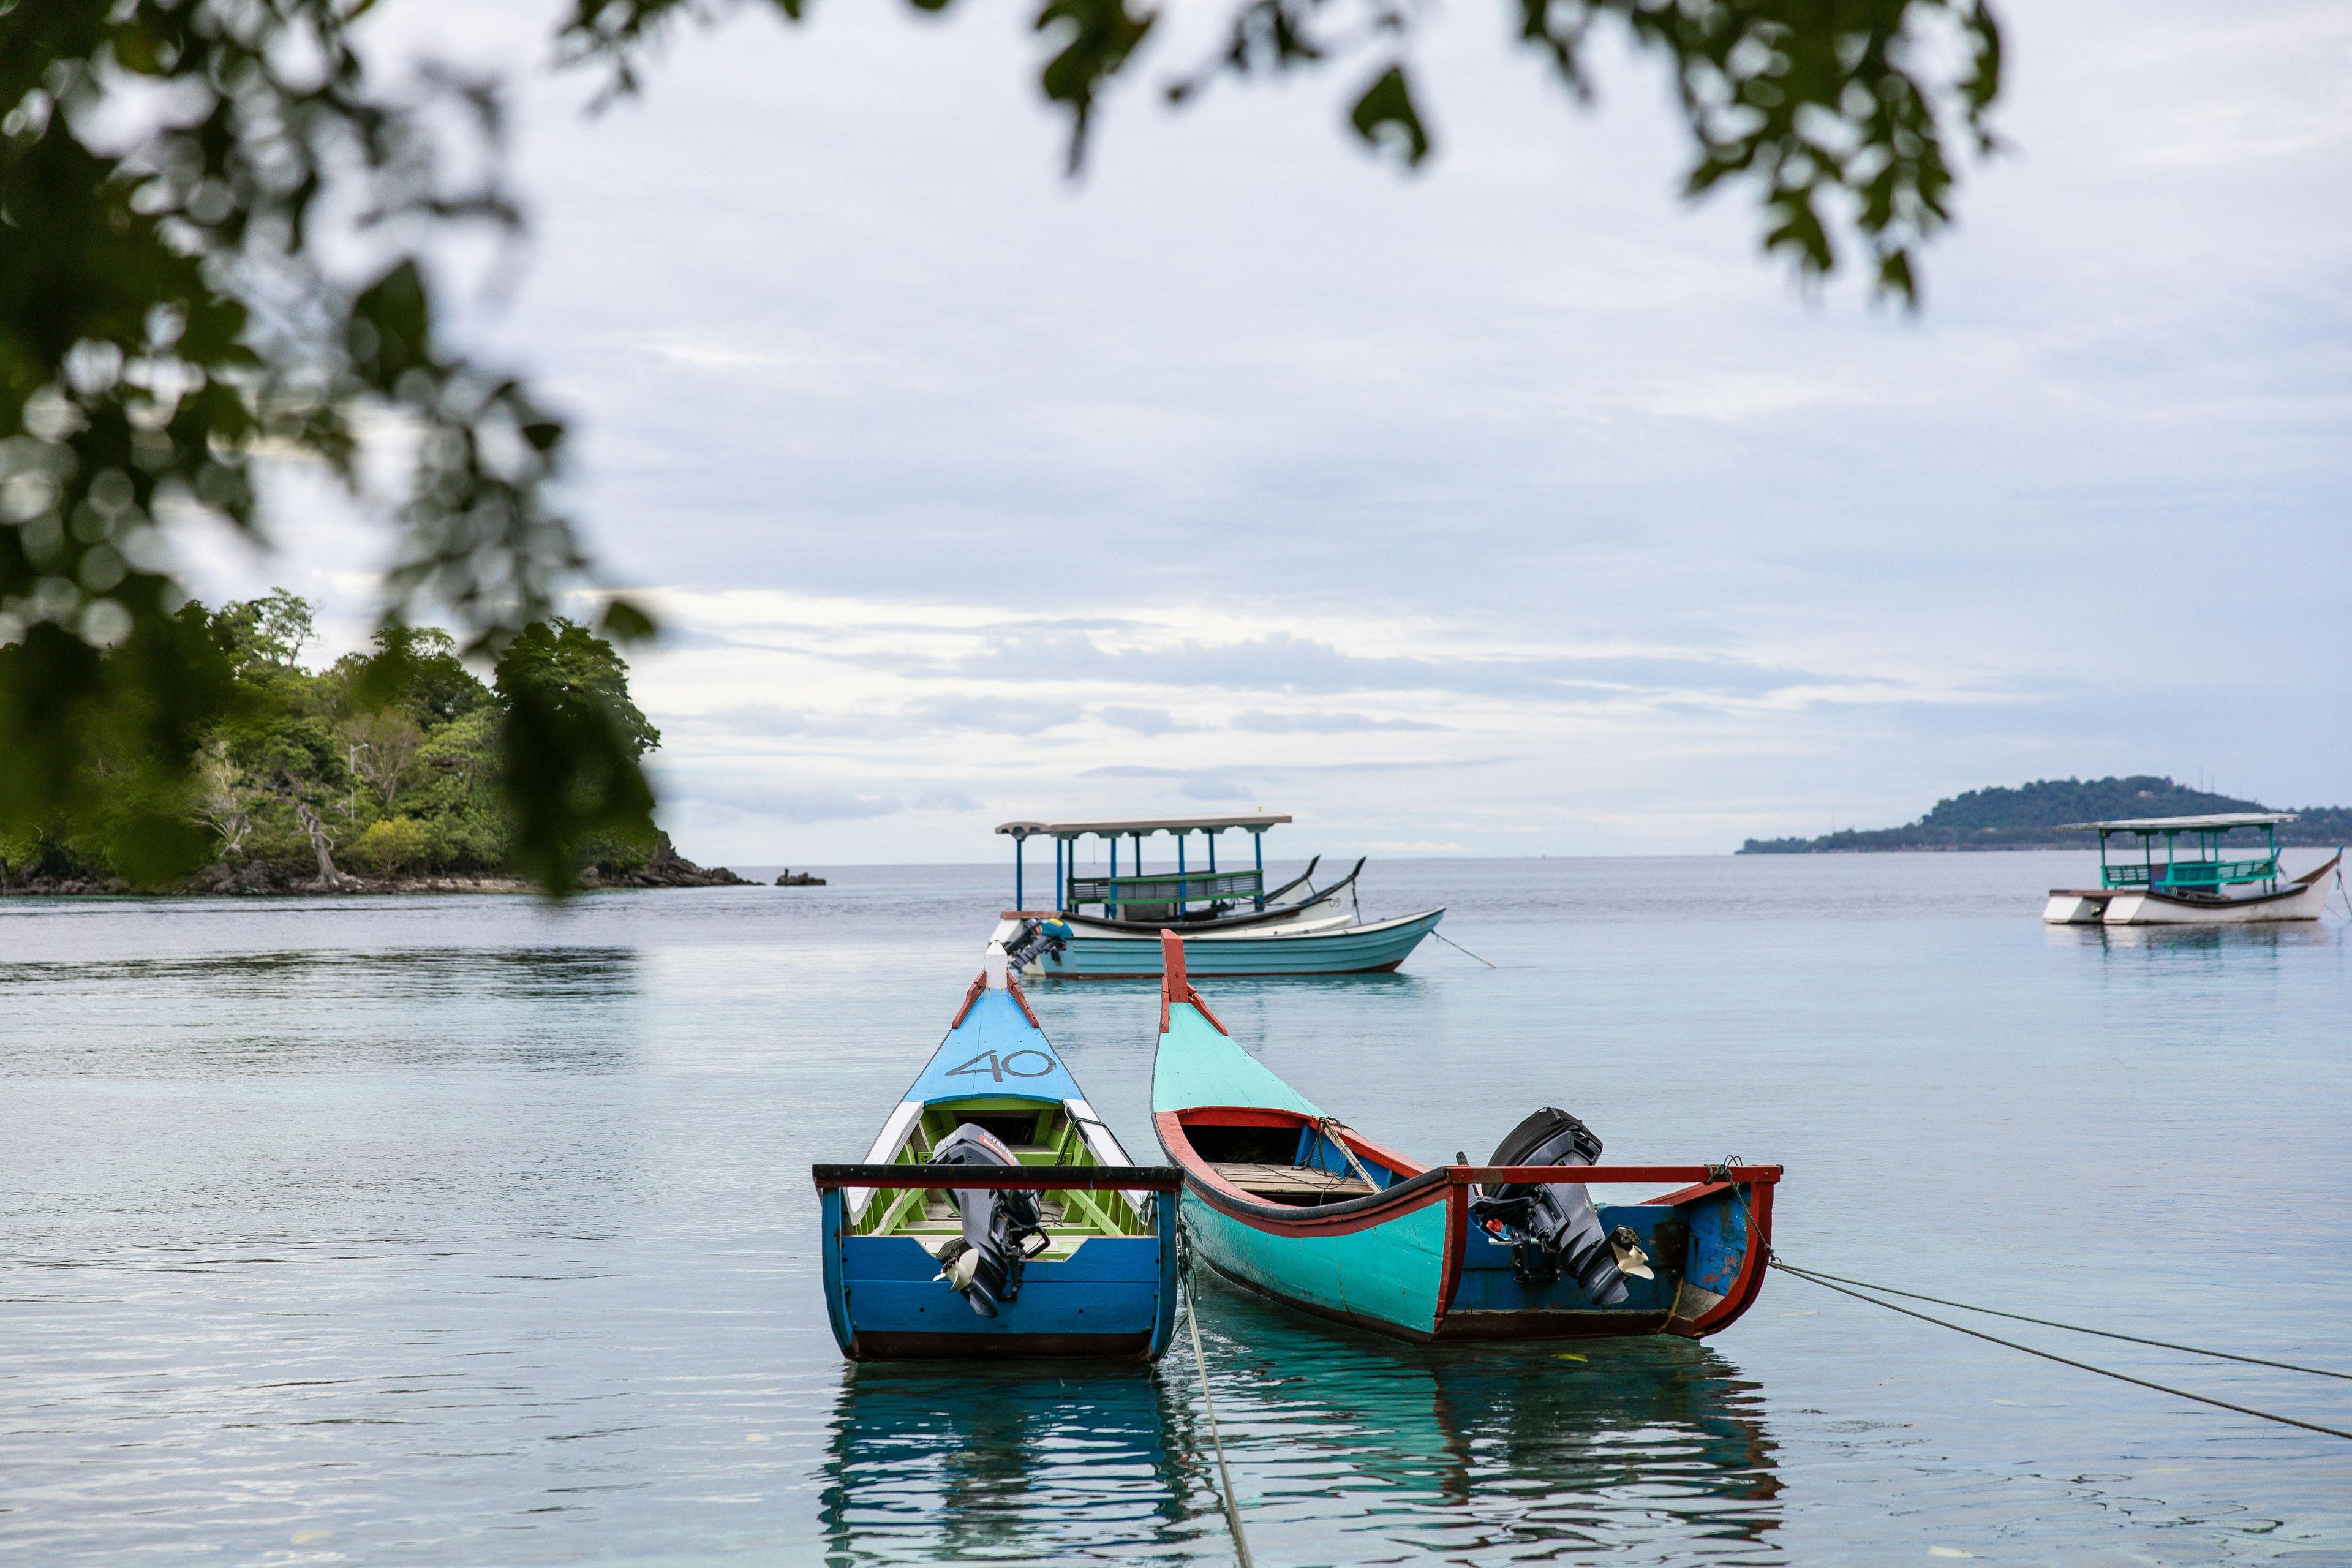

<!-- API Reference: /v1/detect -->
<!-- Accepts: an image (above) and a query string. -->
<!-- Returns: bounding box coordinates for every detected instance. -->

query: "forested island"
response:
[0,592,745,895]
[1741,776,2352,854]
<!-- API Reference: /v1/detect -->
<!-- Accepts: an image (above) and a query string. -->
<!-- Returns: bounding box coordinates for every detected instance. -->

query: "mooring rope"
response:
[1429,929,1498,968]
[1774,1263,2352,1381]
[1771,1259,2352,1442]
[1177,1219,1256,1568]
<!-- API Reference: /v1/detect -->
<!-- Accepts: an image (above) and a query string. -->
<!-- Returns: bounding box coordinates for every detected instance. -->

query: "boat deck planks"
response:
[1212,1161,1374,1200]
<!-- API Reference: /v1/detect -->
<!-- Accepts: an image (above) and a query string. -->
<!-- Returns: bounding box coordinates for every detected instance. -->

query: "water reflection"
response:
[0,946,642,1076]
[820,1363,1200,1564]
[818,1286,1779,1566]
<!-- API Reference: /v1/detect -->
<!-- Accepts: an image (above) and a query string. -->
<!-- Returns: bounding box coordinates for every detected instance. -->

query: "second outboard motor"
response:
[1469,1108,1634,1303]
[1002,918,1070,973]
[929,1123,1049,1317]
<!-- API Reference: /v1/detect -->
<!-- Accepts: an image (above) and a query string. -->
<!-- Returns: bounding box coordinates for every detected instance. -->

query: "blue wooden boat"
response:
[812,944,1181,1360]
[1148,932,1780,1343]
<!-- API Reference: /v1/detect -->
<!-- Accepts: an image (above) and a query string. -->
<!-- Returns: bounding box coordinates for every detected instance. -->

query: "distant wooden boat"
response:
[989,813,1444,978]
[2042,813,2341,925]
[1148,932,1779,1342]
[812,943,1180,1360]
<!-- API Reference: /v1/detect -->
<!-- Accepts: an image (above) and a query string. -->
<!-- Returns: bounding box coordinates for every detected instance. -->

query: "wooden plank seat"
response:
[1211,1161,1373,1200]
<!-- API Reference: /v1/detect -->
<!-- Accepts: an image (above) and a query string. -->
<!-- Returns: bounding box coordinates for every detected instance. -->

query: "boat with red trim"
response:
[1147,930,1779,1343]
[812,940,1181,1360]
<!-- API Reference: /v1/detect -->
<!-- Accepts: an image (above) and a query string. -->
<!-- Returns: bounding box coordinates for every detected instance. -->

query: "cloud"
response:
[675,781,903,823]
[914,788,981,812]
[1233,709,1446,733]
[1096,704,1185,735]
[946,630,1829,704]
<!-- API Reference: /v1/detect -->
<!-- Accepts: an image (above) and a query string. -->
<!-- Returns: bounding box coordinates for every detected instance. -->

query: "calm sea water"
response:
[4,853,2348,1566]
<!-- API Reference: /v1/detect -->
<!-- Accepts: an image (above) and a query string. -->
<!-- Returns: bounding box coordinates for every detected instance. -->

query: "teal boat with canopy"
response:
[1148,932,1780,1343]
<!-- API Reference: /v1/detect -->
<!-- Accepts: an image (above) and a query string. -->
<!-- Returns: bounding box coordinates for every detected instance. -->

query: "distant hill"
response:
[1740,776,2352,854]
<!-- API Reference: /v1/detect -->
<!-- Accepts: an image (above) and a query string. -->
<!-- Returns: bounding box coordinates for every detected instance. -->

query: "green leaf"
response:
[1349,64,1430,167]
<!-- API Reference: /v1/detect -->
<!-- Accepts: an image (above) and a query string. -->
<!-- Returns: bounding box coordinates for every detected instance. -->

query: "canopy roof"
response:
[2057,812,2296,832]
[997,813,1292,839]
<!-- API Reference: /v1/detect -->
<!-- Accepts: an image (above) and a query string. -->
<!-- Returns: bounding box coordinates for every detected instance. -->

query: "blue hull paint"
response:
[1040,910,1444,979]
[822,1189,1180,1362]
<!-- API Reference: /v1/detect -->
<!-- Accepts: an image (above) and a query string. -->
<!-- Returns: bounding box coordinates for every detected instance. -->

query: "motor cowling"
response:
[929,1123,1049,1317]
[1003,918,1070,972]
[1469,1108,1631,1305]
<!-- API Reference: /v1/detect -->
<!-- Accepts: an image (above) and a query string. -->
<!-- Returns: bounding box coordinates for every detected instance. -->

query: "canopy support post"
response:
[1177,833,1188,913]
[1109,834,1119,918]
[1014,834,1024,910]
[1253,829,1265,911]
[1055,837,1065,912]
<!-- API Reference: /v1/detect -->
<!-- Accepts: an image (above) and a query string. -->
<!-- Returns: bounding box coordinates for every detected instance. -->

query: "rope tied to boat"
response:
[1770,1254,2352,1442]
[1177,1220,1257,1568]
[1428,928,1498,968]
[1316,1116,1381,1193]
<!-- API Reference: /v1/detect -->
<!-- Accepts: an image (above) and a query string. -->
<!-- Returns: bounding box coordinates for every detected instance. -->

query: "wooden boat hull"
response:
[813,963,1182,1362]
[818,1186,1178,1360]
[1163,1115,1773,1344]
[1147,931,1779,1345]
[1021,907,1446,979]
[2043,851,2340,925]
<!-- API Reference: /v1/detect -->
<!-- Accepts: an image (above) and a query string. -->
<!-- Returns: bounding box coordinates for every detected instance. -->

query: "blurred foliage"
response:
[0,591,658,891]
[6,0,2002,886]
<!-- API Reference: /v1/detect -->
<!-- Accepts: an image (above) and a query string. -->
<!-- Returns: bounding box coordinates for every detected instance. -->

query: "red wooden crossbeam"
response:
[1447,1164,1782,1185]
[811,1163,1183,1192]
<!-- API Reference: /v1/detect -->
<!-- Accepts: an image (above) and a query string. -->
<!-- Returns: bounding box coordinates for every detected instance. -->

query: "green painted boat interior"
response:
[851,1098,1150,1257]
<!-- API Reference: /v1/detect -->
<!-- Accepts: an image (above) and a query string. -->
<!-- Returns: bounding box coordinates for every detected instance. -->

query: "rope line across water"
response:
[1183,1284,1256,1568]
[1771,1259,2352,1442]
[1776,1263,2352,1380]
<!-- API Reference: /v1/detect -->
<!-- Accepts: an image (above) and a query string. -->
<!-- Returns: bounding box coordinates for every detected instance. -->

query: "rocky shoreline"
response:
[0,833,753,897]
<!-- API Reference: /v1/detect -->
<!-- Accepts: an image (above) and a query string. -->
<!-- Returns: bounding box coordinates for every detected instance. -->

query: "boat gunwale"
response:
[813,1163,1183,1192]
[1156,1107,1453,1236]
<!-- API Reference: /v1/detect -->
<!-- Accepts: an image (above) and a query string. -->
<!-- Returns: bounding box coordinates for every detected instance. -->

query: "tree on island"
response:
[2,0,2003,888]
[0,591,694,894]
[1741,777,2352,854]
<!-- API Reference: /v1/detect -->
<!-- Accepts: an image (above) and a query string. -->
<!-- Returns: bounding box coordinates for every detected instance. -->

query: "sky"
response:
[190,0,2352,862]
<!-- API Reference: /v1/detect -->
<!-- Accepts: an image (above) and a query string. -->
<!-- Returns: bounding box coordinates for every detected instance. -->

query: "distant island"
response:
[0,590,750,897]
[1740,776,2352,854]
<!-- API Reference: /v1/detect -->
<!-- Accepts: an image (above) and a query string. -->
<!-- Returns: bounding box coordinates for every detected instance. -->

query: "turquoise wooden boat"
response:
[813,945,1181,1360]
[1148,932,1780,1343]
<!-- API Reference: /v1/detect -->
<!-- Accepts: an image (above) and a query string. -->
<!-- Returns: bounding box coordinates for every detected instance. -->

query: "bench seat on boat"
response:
[1210,1161,1374,1200]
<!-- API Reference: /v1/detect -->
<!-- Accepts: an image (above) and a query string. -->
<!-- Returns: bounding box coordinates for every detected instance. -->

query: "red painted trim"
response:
[1436,1178,1469,1320]
[947,971,987,1028]
[1447,1164,1783,1189]
[1156,929,1230,1035]
[1005,974,1041,1028]
[812,1162,1183,1192]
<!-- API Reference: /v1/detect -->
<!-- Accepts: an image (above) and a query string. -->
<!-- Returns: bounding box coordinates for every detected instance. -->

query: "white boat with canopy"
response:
[990,812,1444,978]
[2041,813,2342,925]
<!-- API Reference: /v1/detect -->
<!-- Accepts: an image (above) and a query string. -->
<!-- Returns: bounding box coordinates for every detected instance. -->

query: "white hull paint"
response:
[2042,853,2342,926]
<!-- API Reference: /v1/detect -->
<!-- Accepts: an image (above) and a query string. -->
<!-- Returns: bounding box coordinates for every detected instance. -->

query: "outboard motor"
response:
[928,1123,1049,1317]
[1002,918,1070,973]
[1469,1108,1647,1303]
